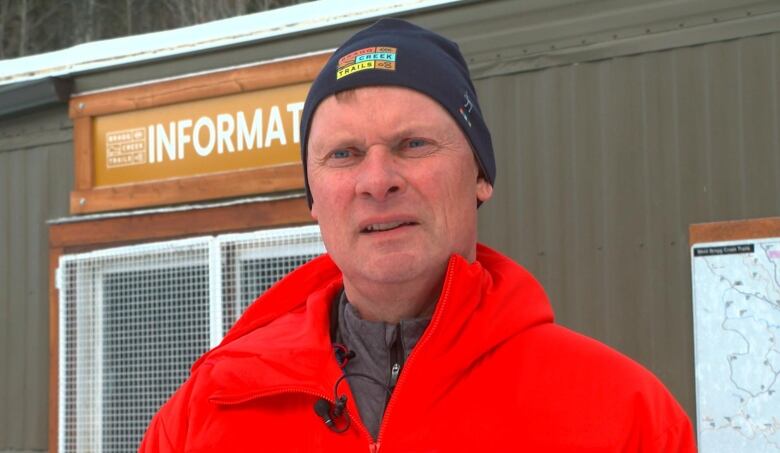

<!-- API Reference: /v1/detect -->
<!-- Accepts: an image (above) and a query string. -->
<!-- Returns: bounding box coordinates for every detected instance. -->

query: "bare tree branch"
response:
[18,0,27,56]
[126,0,133,34]
[0,0,10,58]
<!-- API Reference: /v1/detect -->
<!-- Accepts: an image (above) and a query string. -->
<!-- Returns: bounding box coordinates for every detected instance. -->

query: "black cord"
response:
[326,407,351,434]
[326,372,393,433]
[334,373,393,403]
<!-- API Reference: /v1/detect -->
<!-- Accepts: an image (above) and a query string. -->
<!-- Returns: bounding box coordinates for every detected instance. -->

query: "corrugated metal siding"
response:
[477,32,780,419]
[0,106,73,453]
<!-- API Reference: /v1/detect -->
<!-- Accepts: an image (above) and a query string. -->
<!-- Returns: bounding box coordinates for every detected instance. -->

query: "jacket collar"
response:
[201,244,554,404]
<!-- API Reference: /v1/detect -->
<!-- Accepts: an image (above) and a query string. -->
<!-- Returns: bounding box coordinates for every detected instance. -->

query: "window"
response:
[58,225,324,453]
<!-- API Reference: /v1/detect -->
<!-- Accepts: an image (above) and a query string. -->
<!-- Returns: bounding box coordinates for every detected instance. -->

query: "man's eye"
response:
[406,138,427,148]
[331,149,352,159]
[322,148,359,167]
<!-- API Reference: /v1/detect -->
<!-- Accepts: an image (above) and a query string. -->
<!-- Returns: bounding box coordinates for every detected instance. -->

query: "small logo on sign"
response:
[337,47,397,80]
[106,128,147,168]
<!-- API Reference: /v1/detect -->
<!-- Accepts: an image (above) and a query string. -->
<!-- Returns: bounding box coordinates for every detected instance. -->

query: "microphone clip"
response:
[333,395,347,418]
[334,343,356,368]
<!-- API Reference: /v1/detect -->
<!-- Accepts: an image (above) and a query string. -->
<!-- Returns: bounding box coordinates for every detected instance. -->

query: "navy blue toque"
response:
[299,18,495,208]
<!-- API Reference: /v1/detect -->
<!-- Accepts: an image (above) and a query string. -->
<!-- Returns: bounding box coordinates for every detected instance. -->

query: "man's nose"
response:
[354,146,405,201]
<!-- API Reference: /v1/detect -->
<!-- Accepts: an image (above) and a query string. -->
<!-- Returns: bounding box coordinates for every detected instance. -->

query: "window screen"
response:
[219,226,326,333]
[58,225,324,453]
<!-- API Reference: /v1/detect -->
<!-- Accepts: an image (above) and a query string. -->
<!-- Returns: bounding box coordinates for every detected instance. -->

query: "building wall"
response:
[477,31,780,419]
[0,106,73,453]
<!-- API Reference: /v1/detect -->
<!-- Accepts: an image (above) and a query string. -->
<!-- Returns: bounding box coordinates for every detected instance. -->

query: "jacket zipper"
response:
[372,259,458,453]
[388,330,403,390]
[214,258,457,453]
[389,362,401,389]
[383,329,404,413]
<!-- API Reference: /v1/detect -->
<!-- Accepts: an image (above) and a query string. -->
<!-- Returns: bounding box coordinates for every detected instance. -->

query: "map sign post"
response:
[690,218,780,452]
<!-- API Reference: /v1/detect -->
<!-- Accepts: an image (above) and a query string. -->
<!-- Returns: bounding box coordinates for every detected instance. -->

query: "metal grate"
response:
[219,225,326,334]
[58,225,324,453]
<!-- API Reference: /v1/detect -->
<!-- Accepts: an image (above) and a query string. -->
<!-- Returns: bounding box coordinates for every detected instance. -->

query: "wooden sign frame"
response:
[689,216,780,245]
[68,53,330,214]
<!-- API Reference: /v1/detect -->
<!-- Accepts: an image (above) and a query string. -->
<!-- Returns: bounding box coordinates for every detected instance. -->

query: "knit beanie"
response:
[299,18,495,208]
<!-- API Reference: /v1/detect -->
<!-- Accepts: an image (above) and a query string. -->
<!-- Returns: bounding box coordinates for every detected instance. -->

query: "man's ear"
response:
[310,199,319,221]
[476,177,493,203]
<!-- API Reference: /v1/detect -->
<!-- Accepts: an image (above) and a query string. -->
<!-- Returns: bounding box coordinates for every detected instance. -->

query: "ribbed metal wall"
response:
[477,32,780,419]
[0,106,73,453]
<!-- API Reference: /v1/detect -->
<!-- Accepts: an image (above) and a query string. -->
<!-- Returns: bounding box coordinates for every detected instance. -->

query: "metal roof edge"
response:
[0,77,73,119]
[73,49,334,97]
[0,0,466,118]
[0,0,463,87]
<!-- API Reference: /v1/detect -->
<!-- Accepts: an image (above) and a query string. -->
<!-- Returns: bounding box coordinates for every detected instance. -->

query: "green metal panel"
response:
[476,31,780,422]
[0,142,8,448]
[0,105,73,453]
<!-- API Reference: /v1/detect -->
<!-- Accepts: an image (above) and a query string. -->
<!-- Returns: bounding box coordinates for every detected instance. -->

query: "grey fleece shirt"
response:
[336,292,431,440]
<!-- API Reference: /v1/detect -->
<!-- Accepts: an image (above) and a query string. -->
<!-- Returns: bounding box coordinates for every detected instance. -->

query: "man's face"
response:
[307,86,493,288]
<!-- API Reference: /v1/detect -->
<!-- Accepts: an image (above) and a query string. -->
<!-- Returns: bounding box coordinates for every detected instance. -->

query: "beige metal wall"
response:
[477,32,780,419]
[0,106,73,453]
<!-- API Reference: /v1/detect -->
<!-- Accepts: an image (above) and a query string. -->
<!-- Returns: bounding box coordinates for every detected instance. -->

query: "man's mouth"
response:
[361,221,417,233]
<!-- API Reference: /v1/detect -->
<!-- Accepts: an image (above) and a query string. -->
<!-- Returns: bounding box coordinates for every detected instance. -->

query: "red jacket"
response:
[140,244,696,452]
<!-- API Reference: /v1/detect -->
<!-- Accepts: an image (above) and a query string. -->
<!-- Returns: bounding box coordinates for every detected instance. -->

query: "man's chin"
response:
[344,251,448,285]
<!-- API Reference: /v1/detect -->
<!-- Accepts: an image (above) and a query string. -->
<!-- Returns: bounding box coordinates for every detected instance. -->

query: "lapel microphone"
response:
[312,342,395,433]
[314,397,350,433]
[312,372,393,434]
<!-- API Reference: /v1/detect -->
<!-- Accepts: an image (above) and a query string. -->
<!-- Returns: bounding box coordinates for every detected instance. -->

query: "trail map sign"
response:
[691,226,780,451]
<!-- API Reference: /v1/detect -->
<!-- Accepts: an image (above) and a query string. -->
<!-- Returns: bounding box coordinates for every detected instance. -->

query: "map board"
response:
[691,218,780,452]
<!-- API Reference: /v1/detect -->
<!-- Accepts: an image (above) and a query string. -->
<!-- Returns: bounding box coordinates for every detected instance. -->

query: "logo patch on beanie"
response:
[459,92,474,127]
[336,47,397,80]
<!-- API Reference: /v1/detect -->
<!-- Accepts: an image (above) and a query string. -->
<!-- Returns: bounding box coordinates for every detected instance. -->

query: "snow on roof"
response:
[0,0,461,87]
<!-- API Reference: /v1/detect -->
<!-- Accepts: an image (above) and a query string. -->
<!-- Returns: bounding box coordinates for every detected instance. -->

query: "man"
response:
[141,19,695,452]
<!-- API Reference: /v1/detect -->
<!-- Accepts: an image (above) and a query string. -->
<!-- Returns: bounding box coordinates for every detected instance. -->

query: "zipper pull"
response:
[389,363,400,388]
